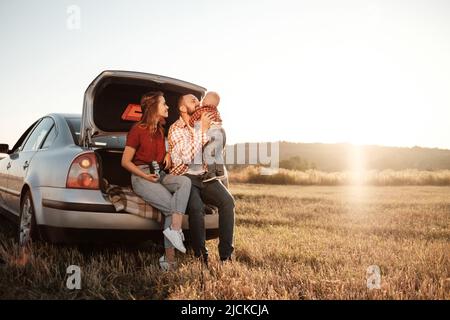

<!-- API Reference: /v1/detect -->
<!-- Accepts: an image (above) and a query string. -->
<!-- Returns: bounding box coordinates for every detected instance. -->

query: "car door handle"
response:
[6,162,11,170]
[23,161,29,170]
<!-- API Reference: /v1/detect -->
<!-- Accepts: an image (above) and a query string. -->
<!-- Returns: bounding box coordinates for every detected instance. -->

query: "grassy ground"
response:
[0,184,449,299]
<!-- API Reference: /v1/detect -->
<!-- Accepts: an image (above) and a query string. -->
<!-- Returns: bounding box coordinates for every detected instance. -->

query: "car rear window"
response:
[66,118,81,145]
[65,117,126,148]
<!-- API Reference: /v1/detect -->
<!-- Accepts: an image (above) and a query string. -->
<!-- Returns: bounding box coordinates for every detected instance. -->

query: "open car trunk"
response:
[81,70,206,146]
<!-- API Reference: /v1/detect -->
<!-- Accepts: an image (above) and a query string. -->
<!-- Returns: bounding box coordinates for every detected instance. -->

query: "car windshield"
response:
[66,118,126,148]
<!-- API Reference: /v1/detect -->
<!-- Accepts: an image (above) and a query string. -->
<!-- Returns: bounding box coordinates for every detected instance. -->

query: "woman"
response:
[121,91,191,270]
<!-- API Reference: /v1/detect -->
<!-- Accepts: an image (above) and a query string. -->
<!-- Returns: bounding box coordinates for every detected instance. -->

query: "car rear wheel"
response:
[18,191,39,247]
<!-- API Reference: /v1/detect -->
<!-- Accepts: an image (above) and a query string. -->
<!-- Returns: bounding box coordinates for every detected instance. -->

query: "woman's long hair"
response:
[136,91,165,136]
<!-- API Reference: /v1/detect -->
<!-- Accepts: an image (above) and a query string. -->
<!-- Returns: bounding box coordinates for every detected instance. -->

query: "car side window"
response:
[41,124,57,149]
[9,120,41,154]
[22,118,55,152]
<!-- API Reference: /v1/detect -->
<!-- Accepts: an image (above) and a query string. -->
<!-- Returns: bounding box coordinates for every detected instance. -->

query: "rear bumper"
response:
[35,186,219,243]
[41,200,219,230]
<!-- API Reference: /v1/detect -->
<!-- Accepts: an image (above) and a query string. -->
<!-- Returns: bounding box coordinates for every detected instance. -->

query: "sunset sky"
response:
[1,0,449,149]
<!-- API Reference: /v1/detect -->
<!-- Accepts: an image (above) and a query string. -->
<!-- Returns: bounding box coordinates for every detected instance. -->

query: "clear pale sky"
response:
[1,0,449,149]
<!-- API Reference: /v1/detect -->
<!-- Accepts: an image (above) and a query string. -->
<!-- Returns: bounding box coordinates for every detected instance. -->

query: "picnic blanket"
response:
[106,183,163,222]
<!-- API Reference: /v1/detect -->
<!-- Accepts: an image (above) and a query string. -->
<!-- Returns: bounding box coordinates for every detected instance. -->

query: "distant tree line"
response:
[279,156,316,171]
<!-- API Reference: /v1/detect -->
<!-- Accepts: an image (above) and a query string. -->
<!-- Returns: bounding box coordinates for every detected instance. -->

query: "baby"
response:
[189,91,226,182]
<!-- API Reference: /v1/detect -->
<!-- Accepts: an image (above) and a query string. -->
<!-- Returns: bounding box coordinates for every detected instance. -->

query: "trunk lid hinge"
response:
[82,128,94,149]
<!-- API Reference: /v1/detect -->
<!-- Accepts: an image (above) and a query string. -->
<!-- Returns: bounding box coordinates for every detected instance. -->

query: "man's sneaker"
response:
[163,227,186,253]
[220,256,233,263]
[159,255,177,271]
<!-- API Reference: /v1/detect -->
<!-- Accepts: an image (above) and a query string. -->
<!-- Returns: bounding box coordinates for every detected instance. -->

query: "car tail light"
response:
[66,153,100,189]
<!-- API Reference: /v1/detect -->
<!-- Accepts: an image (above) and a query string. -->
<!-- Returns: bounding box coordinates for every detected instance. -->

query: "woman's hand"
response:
[163,153,172,170]
[144,173,160,183]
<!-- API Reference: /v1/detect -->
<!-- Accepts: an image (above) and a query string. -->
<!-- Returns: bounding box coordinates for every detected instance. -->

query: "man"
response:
[168,93,235,264]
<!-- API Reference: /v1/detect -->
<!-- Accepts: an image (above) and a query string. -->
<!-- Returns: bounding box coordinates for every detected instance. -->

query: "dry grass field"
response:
[0,183,449,299]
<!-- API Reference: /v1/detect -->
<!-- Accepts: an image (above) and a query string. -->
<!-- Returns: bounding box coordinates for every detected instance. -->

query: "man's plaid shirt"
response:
[168,117,210,175]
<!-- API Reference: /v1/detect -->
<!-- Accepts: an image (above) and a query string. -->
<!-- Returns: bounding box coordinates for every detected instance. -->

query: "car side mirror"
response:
[0,144,9,154]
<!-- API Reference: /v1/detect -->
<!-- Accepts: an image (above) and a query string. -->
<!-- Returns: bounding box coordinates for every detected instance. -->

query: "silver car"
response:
[0,70,220,245]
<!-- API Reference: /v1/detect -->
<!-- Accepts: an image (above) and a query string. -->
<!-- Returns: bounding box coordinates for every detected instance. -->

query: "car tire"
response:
[18,191,40,247]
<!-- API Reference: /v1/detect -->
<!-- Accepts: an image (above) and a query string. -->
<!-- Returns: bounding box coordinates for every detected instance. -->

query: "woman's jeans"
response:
[131,165,192,248]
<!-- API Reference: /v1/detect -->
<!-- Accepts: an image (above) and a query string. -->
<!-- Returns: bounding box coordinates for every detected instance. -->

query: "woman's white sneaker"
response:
[163,228,186,253]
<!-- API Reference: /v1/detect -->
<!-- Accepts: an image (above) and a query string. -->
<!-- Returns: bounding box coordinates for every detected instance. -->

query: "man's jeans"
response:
[185,174,235,260]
